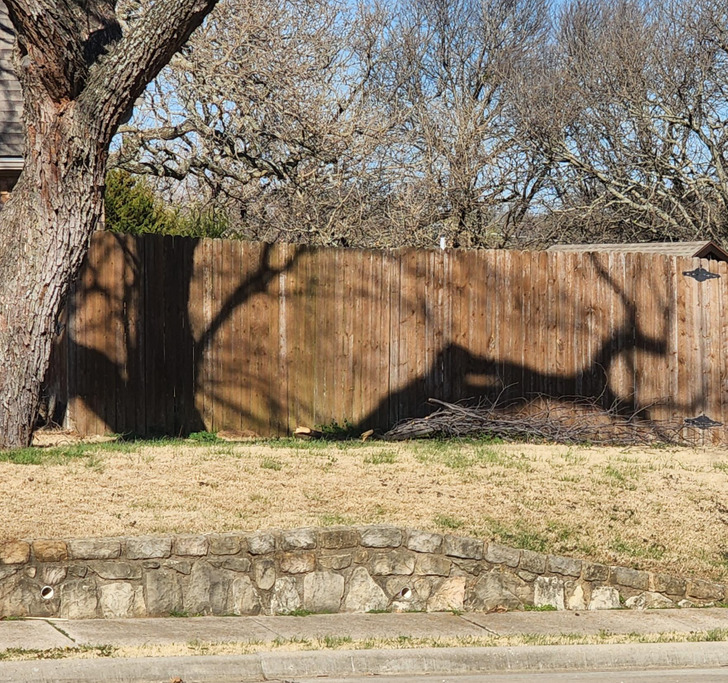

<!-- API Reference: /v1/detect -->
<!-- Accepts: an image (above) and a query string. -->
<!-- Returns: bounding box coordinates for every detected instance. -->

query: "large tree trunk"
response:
[0,0,219,449]
[0,102,106,446]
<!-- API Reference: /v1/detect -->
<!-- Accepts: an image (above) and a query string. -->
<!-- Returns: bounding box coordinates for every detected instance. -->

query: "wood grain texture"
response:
[53,234,728,443]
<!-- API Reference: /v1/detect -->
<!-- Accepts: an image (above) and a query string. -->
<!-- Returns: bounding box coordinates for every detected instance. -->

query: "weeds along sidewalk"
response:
[1,609,727,662]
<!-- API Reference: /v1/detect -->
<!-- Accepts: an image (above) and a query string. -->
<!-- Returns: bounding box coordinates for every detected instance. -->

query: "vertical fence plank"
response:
[376,250,392,429]
[274,244,289,436]
[527,250,541,398]
[705,259,722,443]
[717,260,728,442]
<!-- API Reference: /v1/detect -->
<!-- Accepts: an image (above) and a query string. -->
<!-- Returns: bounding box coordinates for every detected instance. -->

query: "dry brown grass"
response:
[2,437,728,581]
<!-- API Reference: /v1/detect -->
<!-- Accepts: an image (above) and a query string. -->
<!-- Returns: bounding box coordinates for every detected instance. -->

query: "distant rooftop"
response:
[547,241,728,262]
[0,0,23,165]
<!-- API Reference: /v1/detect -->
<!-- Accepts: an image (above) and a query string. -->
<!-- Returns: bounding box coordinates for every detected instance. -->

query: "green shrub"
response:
[105,169,229,237]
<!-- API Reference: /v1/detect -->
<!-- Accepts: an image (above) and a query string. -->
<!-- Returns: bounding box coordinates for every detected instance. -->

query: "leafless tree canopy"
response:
[115,0,728,247]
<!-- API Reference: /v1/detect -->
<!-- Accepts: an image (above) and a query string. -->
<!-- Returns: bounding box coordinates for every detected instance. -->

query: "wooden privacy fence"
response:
[45,231,728,442]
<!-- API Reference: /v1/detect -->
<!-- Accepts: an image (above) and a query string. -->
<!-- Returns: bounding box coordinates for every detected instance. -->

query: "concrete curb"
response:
[1,642,727,682]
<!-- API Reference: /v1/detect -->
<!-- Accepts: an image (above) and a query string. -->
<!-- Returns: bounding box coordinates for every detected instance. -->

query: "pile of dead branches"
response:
[383,397,696,446]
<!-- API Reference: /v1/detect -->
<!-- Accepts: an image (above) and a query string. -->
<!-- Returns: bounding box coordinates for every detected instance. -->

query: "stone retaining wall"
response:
[0,526,725,619]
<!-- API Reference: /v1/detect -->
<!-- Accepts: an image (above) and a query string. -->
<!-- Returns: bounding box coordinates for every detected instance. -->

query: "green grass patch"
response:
[603,462,640,490]
[482,516,550,552]
[414,443,533,472]
[364,451,397,465]
[610,537,666,561]
[187,431,222,443]
[319,513,354,526]
[434,514,464,530]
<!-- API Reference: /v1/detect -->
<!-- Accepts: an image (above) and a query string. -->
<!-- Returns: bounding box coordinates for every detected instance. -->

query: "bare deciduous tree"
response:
[115,0,400,246]
[382,0,550,247]
[513,0,728,243]
[116,0,553,248]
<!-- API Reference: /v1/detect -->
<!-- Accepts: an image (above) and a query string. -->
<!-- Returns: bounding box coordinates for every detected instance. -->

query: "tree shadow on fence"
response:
[356,252,696,432]
[44,244,708,438]
[46,233,303,437]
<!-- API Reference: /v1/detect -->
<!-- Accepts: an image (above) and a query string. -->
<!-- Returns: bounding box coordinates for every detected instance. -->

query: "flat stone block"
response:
[0,541,30,565]
[518,570,538,582]
[534,576,565,610]
[566,582,586,610]
[248,532,276,555]
[208,534,243,556]
[588,586,621,610]
[319,553,352,571]
[221,557,252,573]
[444,535,484,560]
[687,579,725,601]
[547,554,582,577]
[270,577,301,614]
[319,528,359,549]
[125,537,172,560]
[184,562,230,616]
[164,560,192,575]
[371,551,415,576]
[68,538,121,560]
[466,572,530,612]
[343,567,388,612]
[406,530,443,554]
[252,558,276,590]
[40,565,67,585]
[427,576,466,612]
[452,559,486,575]
[612,566,650,591]
[99,582,144,619]
[92,562,142,580]
[230,575,261,615]
[33,540,67,563]
[280,552,316,574]
[582,562,610,582]
[174,535,209,557]
[414,554,451,577]
[60,578,99,619]
[359,526,402,548]
[0,566,19,580]
[280,528,317,551]
[144,569,183,615]
[652,573,686,597]
[483,542,517,565]
[625,591,674,610]
[303,572,345,613]
[519,550,546,574]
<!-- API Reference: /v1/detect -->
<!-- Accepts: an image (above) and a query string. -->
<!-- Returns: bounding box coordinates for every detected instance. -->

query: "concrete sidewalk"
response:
[3,608,727,650]
[0,609,727,682]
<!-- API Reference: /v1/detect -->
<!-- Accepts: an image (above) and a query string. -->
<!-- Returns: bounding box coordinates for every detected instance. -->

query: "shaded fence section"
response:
[45,232,728,441]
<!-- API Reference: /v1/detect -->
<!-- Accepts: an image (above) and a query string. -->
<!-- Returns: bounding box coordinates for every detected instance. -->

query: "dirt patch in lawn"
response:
[2,438,728,581]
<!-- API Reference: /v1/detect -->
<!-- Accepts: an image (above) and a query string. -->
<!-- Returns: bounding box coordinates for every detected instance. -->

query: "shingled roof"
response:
[547,240,728,262]
[0,1,23,165]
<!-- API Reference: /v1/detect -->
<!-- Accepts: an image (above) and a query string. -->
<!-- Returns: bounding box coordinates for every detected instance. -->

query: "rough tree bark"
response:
[0,0,219,448]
